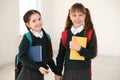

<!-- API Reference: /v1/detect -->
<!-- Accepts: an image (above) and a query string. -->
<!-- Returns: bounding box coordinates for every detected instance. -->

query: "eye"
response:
[79,13,84,17]
[72,14,76,17]
[38,17,41,21]
[32,19,36,23]
[79,14,83,17]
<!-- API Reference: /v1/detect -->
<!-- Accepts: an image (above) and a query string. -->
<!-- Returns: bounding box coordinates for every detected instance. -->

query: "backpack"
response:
[61,29,93,76]
[15,32,50,80]
[61,29,93,48]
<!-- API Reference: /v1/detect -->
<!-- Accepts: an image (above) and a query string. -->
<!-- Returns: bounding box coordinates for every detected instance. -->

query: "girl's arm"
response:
[18,35,47,71]
[47,59,56,73]
[56,39,66,76]
[79,30,97,59]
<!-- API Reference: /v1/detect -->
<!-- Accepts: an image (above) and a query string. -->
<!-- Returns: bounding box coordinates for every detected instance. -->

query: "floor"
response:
[0,55,120,80]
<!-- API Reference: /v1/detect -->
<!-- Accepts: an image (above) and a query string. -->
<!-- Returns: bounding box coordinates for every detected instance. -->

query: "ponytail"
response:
[84,8,93,36]
[85,8,97,57]
[65,9,73,30]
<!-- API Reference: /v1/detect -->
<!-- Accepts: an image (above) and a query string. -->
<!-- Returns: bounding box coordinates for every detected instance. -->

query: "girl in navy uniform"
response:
[55,3,97,80]
[18,10,56,80]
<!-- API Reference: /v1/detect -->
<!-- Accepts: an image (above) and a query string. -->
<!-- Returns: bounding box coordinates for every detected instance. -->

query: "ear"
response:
[26,23,31,28]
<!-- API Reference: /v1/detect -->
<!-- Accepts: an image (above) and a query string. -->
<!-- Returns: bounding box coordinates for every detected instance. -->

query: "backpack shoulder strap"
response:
[61,29,93,48]
[61,30,68,48]
[25,32,50,46]
[87,29,93,42]
[15,54,19,66]
[25,32,32,46]
[46,33,51,40]
[87,29,93,77]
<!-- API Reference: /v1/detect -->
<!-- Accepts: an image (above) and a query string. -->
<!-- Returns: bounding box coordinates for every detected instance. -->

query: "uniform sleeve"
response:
[18,35,44,71]
[79,30,97,59]
[47,59,56,74]
[56,39,66,76]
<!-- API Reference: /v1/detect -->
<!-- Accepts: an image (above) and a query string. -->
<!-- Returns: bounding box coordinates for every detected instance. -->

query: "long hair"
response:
[65,3,97,57]
[23,10,53,60]
[85,8,97,57]
[65,3,93,36]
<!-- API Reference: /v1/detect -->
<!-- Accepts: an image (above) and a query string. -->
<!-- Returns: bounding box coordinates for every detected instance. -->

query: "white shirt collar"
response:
[30,29,43,38]
[71,25,84,35]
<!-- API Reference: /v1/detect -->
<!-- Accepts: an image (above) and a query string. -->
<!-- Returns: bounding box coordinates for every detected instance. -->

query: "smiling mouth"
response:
[75,21,81,24]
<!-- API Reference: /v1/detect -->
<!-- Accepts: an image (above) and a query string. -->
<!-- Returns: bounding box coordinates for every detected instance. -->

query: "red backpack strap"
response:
[87,29,93,76]
[61,30,68,48]
[61,29,92,48]
[87,29,93,42]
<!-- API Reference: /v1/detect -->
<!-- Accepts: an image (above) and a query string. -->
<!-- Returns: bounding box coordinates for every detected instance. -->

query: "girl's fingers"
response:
[39,67,49,75]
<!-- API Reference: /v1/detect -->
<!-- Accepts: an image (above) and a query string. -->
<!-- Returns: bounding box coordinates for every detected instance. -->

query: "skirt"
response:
[63,68,91,80]
[17,66,44,80]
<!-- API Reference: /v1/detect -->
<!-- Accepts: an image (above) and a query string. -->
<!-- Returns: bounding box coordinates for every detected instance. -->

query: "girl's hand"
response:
[39,67,49,75]
[69,41,81,51]
[54,75,62,80]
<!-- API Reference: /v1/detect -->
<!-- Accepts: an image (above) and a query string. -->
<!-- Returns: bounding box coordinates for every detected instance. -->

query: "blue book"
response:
[27,45,42,62]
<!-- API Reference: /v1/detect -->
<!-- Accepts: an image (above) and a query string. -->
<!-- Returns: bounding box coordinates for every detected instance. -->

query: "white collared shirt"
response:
[30,29,43,38]
[71,25,84,35]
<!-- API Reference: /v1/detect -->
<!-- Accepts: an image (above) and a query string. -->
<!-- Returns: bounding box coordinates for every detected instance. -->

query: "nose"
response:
[76,16,80,20]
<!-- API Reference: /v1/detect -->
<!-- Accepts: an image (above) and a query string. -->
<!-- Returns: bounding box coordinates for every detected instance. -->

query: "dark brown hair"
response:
[23,10,41,31]
[23,10,53,60]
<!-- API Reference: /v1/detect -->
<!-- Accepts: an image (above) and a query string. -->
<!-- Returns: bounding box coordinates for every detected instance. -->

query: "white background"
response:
[0,0,120,67]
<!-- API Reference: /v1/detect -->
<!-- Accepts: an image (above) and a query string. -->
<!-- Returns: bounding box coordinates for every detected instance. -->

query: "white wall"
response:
[0,0,120,67]
[91,0,120,56]
[0,0,51,68]
[49,0,120,57]
[0,0,19,67]
[39,0,50,33]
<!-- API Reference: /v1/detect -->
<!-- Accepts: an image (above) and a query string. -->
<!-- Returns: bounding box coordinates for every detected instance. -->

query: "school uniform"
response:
[18,29,56,80]
[56,25,97,80]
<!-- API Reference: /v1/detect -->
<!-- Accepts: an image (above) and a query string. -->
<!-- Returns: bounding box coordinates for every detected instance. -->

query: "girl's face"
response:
[26,13,43,32]
[70,11,86,28]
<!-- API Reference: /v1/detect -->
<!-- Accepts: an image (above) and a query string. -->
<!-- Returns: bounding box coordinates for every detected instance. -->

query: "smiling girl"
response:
[18,10,56,80]
[55,3,97,80]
